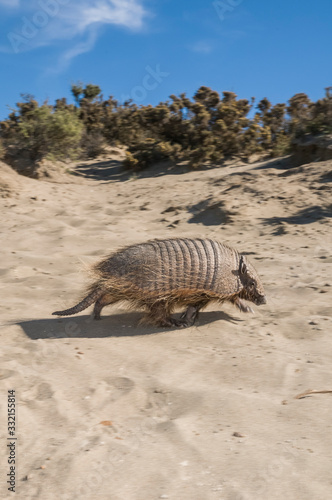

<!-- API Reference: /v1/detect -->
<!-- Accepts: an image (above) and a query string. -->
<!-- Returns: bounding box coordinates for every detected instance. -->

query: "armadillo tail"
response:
[52,288,102,317]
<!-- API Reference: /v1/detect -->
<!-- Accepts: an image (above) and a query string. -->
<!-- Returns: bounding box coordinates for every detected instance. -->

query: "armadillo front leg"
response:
[179,300,210,327]
[232,296,254,314]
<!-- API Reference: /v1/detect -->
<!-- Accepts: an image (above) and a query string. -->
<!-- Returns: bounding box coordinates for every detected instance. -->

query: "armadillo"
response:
[52,238,266,327]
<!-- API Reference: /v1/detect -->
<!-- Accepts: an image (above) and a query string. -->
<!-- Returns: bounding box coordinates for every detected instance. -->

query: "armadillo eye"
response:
[250,280,255,287]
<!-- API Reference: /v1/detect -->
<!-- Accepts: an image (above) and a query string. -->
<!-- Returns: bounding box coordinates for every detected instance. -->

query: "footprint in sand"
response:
[0,369,15,380]
[104,377,135,399]
[67,218,86,228]
[12,266,36,279]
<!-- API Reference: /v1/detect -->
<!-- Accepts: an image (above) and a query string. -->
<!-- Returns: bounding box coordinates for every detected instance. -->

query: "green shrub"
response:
[2,103,83,162]
[122,151,139,170]
[0,138,4,160]
[271,133,292,157]
[123,138,180,170]
[81,131,106,158]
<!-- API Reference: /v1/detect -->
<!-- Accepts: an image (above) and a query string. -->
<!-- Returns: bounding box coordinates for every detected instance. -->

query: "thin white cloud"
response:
[46,28,98,75]
[0,0,20,6]
[3,0,148,69]
[78,0,146,31]
[190,40,213,54]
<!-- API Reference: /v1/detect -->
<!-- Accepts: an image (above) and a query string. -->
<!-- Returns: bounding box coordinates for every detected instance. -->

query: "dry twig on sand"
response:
[295,389,332,399]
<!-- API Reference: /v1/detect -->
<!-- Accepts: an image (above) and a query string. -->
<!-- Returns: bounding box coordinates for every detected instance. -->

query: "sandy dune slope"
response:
[0,153,331,500]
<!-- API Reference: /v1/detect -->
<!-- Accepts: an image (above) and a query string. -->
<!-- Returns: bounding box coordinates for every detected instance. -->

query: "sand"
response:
[0,152,331,500]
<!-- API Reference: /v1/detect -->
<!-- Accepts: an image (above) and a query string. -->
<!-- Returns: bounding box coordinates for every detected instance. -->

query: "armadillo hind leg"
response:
[142,301,169,327]
[93,293,119,320]
[142,301,183,328]
[143,300,207,329]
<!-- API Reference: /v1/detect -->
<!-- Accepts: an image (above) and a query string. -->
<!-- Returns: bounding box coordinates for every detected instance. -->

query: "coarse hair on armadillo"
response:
[52,238,266,328]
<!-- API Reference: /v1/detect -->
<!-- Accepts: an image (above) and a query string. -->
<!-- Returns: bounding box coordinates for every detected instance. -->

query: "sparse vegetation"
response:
[0,138,4,160]
[1,95,83,167]
[1,84,331,176]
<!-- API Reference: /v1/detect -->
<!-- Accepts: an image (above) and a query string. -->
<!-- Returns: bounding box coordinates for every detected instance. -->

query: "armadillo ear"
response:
[239,256,247,275]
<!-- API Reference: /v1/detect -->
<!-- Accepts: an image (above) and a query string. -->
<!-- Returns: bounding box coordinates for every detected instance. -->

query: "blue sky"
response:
[0,0,331,119]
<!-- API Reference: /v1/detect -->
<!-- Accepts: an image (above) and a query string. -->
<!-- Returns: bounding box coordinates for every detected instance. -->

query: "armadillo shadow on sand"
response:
[52,238,266,328]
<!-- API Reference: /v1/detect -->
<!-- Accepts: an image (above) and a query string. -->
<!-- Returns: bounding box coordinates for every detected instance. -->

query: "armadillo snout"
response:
[256,296,267,305]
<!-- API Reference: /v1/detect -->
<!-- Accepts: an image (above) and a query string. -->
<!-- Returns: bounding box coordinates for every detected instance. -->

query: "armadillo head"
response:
[238,255,266,306]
